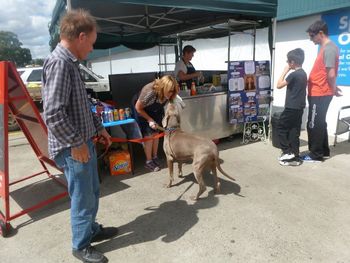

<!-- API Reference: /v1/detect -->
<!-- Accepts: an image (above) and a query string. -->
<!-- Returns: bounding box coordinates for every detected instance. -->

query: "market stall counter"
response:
[109,71,240,140]
[181,91,240,140]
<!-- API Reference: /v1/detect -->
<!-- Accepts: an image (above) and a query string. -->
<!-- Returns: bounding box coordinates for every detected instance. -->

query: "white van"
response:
[17,64,110,101]
[78,64,110,93]
[9,64,110,131]
[17,66,43,101]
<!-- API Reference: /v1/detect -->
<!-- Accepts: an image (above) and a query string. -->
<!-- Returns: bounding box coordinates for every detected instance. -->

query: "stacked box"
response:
[108,150,131,176]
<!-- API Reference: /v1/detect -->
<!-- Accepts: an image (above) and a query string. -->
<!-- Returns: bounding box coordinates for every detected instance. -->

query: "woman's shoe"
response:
[152,157,162,167]
[145,160,161,172]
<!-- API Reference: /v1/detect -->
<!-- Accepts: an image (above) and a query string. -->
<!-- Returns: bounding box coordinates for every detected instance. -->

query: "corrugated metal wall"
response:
[278,0,350,20]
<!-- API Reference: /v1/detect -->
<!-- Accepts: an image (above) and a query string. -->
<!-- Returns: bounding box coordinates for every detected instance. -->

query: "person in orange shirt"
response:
[301,20,342,163]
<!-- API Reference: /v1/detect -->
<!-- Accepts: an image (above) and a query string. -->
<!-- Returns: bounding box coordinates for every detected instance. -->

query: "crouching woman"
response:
[132,75,179,172]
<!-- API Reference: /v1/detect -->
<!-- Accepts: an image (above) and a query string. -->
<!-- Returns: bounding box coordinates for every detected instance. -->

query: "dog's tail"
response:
[216,157,236,181]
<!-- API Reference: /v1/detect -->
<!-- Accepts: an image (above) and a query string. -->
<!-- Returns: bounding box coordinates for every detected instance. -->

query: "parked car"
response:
[17,64,110,101]
[17,66,43,101]
[78,64,110,94]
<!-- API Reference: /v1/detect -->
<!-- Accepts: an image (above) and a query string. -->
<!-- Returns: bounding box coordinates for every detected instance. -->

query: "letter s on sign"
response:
[339,16,349,30]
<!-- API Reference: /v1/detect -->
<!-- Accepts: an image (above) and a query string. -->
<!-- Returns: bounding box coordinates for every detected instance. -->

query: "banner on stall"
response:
[227,60,271,124]
[322,10,350,86]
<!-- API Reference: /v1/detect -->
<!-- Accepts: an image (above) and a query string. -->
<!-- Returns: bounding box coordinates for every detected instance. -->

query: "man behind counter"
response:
[174,45,203,89]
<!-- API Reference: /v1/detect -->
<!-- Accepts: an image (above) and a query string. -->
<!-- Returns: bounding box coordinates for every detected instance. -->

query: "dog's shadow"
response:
[171,170,242,197]
[96,195,219,253]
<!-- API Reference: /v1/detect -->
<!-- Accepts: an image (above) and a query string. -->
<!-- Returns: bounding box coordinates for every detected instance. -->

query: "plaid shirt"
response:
[42,43,103,159]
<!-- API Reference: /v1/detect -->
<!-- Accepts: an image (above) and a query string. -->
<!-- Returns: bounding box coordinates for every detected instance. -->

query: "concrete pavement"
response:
[1,131,350,263]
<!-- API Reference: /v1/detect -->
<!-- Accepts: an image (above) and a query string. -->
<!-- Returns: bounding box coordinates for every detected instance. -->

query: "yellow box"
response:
[108,150,132,176]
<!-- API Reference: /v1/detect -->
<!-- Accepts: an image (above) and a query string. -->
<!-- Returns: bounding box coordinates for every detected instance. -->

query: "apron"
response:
[179,59,196,89]
[131,92,166,135]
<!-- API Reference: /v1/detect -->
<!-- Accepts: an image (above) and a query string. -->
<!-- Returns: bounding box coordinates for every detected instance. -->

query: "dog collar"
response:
[165,127,179,134]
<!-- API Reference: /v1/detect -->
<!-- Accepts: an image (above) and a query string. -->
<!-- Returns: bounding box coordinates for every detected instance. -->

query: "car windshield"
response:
[80,69,97,82]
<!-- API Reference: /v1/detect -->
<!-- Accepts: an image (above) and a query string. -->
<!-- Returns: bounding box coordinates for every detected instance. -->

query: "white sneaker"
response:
[279,159,302,166]
[278,153,295,161]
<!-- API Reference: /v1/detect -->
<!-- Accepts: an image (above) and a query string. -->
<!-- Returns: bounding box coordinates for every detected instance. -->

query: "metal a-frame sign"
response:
[0,61,67,237]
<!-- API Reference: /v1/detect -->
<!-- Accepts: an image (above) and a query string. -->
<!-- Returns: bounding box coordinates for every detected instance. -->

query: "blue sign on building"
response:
[322,10,350,86]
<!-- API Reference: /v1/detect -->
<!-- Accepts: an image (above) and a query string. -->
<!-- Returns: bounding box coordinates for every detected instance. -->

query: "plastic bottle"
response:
[108,109,114,122]
[125,108,131,119]
[190,81,197,96]
[102,108,109,123]
[102,111,109,123]
[113,109,119,121]
[119,108,125,120]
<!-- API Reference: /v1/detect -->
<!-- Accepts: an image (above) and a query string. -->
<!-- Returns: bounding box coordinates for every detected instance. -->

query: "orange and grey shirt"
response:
[308,41,339,97]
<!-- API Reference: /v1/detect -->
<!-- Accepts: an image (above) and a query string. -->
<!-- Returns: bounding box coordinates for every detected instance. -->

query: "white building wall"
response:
[89,14,349,138]
[90,46,162,76]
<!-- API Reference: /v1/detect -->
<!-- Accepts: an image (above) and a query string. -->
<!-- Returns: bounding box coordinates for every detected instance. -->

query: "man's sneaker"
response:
[72,245,108,263]
[278,153,295,161]
[145,160,161,172]
[91,225,119,243]
[323,154,330,159]
[279,157,302,166]
[300,154,322,163]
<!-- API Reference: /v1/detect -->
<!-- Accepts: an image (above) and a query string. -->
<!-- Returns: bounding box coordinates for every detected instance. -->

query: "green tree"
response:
[0,31,32,67]
[30,58,45,66]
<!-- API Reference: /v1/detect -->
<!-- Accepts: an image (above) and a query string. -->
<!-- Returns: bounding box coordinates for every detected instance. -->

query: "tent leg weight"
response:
[0,220,11,237]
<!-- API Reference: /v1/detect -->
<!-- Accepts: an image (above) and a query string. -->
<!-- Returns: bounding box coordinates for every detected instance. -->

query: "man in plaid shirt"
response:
[42,9,117,263]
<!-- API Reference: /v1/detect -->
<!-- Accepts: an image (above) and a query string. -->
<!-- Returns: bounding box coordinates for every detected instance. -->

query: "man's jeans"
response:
[54,140,101,250]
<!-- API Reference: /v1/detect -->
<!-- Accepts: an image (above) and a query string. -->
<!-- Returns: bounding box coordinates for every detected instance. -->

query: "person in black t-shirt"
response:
[276,48,307,166]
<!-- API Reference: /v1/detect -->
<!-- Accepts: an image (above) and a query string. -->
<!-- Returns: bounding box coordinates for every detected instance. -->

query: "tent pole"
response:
[176,37,183,70]
[175,35,180,62]
[268,17,277,142]
[178,38,183,60]
[164,46,168,72]
[109,49,112,75]
[67,0,72,11]
[158,46,161,73]
[228,28,231,65]
[253,25,256,61]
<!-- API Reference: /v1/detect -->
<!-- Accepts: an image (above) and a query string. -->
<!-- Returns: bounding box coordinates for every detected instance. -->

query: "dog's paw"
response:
[190,195,199,201]
[214,182,221,194]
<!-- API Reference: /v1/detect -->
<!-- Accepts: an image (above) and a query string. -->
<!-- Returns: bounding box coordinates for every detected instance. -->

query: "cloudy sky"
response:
[0,0,57,59]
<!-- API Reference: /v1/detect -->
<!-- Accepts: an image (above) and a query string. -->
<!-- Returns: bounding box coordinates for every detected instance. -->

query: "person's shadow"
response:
[96,195,219,253]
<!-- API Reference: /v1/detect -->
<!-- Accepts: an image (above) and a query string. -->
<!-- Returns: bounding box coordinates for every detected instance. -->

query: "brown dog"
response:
[162,103,236,200]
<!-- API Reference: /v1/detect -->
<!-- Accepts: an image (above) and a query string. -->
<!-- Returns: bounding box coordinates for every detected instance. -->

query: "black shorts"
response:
[138,119,161,137]
[131,106,163,137]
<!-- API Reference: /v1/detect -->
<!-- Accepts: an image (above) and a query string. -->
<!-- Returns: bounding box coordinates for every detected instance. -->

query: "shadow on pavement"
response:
[97,194,220,253]
[8,173,131,234]
[330,140,350,156]
[171,171,241,197]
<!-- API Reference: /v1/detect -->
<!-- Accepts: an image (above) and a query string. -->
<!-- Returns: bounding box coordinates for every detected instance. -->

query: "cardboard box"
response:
[109,150,132,176]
